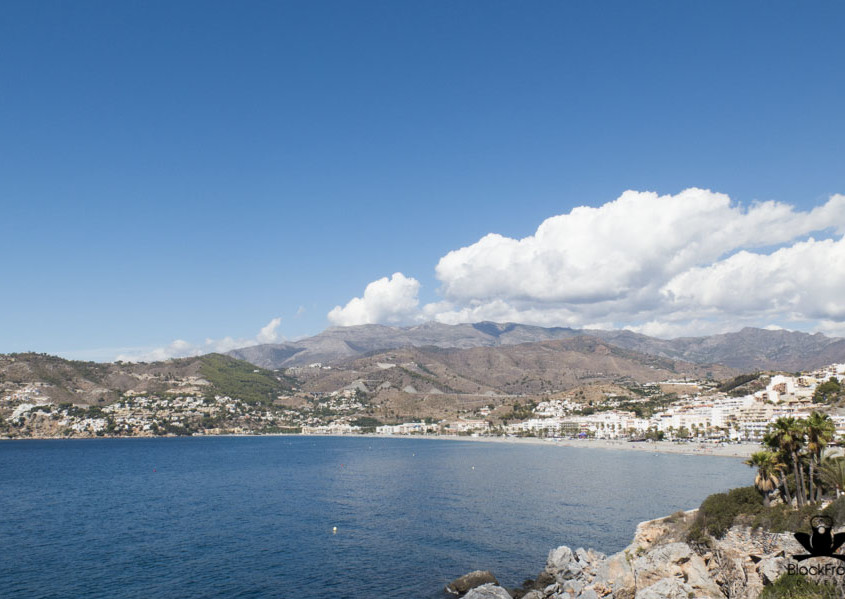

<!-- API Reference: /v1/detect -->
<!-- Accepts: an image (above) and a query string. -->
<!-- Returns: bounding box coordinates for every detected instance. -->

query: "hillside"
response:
[229,322,845,371]
[0,352,296,407]
[287,337,736,424]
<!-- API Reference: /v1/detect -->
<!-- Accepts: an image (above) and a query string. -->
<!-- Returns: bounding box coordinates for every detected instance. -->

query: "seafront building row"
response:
[340,364,845,441]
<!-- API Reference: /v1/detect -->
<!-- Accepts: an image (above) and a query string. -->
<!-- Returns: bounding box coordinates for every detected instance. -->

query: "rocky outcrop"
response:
[463,584,514,599]
[447,570,499,595]
[448,511,845,599]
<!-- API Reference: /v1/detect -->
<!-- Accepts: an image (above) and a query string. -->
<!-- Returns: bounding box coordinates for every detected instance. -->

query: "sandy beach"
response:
[355,433,763,459]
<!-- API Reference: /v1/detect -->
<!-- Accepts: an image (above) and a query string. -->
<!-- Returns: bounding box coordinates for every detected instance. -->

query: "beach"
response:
[348,433,763,458]
[2,431,763,458]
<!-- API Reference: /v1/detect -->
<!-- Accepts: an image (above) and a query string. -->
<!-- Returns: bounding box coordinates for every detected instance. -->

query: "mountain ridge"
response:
[228,322,845,372]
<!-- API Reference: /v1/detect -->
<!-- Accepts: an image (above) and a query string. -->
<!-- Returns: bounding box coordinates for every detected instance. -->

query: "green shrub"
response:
[821,496,845,526]
[695,486,763,538]
[751,503,822,534]
[760,574,837,599]
[685,522,714,548]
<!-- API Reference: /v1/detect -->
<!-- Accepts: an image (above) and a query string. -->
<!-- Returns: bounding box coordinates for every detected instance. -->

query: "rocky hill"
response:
[228,322,585,368]
[0,352,296,407]
[229,322,845,372]
[295,337,734,397]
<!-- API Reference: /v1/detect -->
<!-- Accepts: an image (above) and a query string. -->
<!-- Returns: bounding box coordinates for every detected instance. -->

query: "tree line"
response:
[746,413,844,507]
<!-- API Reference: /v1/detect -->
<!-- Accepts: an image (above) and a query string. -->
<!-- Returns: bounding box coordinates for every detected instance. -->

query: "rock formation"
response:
[447,509,845,598]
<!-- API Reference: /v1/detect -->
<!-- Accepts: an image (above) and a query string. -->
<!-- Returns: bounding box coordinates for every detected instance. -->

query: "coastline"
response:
[360,434,761,458]
[0,431,762,458]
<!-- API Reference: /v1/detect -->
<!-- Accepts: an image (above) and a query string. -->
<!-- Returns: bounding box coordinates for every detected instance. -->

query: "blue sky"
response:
[1,1,844,361]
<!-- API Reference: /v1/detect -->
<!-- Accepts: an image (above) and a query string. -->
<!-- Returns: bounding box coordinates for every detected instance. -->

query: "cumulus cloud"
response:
[328,189,845,337]
[115,317,284,362]
[256,317,282,343]
[327,273,421,326]
[434,189,844,305]
[663,237,845,320]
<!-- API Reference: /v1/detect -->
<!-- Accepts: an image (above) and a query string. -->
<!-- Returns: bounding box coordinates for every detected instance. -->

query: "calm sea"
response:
[0,437,751,598]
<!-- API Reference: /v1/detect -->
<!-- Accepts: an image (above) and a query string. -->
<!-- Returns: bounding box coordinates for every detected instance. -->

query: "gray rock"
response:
[562,579,583,595]
[547,546,575,573]
[635,577,695,599]
[757,557,784,585]
[544,583,559,595]
[521,592,544,599]
[632,542,721,598]
[463,583,513,599]
[447,570,500,595]
[554,560,583,582]
[576,589,598,599]
[575,548,591,563]
[594,549,634,593]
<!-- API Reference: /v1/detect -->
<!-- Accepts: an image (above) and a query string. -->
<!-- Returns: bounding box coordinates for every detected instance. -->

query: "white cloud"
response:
[434,189,845,305]
[256,317,282,344]
[115,317,284,362]
[328,273,421,326]
[328,189,845,337]
[662,237,845,321]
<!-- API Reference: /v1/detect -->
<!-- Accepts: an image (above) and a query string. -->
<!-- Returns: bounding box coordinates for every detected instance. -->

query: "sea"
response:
[0,436,751,598]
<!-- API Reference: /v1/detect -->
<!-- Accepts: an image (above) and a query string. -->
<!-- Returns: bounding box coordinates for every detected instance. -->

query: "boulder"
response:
[521,592,544,599]
[561,579,583,595]
[447,570,500,596]
[593,549,634,594]
[547,546,575,572]
[632,542,722,598]
[554,560,582,583]
[463,583,513,599]
[635,577,695,599]
[545,545,584,583]
[757,557,784,585]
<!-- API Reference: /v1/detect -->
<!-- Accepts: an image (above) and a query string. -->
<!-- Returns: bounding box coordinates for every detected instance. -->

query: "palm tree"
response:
[805,412,836,502]
[762,431,793,504]
[745,450,783,506]
[766,417,808,506]
[819,456,845,498]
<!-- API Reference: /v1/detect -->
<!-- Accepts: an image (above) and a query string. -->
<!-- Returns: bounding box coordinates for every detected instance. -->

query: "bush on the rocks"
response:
[759,573,837,599]
[693,486,763,538]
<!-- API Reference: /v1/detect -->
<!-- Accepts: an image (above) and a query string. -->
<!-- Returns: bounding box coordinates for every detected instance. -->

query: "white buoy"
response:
[332,526,337,534]
[471,466,475,470]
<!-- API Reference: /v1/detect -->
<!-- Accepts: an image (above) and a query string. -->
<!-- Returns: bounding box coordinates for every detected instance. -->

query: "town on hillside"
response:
[2,352,845,443]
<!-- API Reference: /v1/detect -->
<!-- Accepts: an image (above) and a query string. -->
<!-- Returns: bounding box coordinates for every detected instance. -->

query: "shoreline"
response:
[0,432,762,458]
[361,434,762,458]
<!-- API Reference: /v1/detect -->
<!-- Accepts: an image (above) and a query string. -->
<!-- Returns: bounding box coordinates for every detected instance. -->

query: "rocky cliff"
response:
[449,510,844,599]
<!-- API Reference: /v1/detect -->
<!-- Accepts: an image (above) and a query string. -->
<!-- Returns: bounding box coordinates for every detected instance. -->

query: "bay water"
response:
[0,436,751,598]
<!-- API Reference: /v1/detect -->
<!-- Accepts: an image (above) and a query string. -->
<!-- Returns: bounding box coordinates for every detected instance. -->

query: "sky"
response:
[1,1,844,362]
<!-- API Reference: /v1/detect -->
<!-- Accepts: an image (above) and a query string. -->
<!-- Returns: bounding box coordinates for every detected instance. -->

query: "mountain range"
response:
[228,322,845,372]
